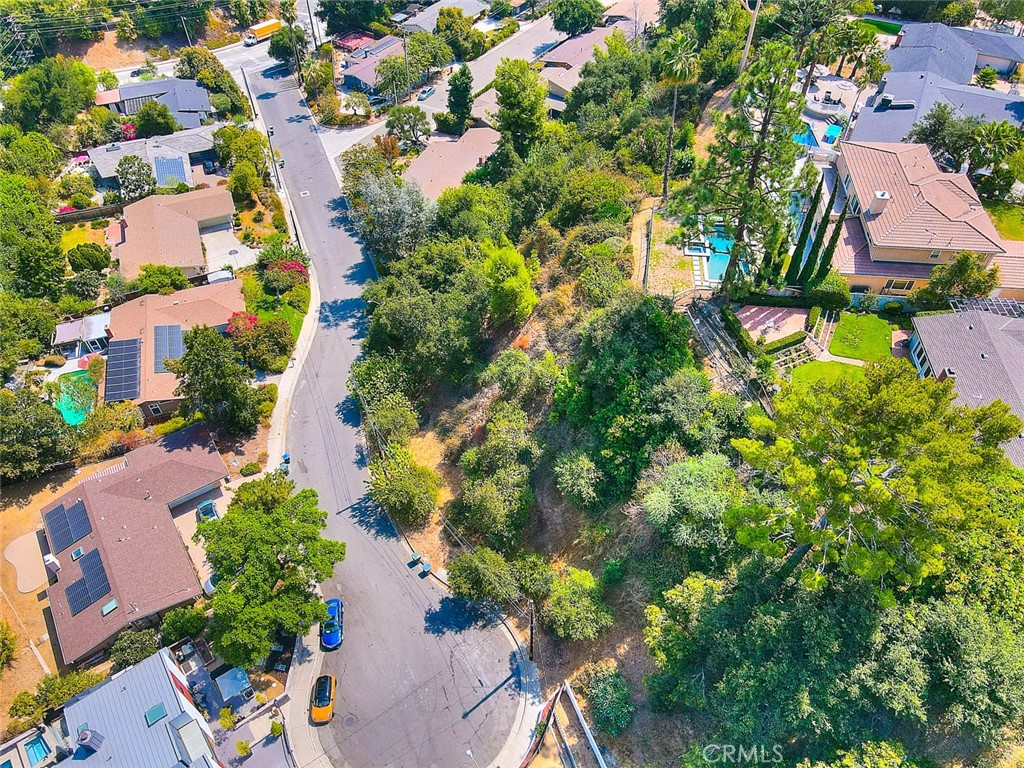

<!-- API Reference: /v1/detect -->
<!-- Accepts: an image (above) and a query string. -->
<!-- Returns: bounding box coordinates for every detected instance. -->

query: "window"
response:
[849,194,860,215]
[145,702,167,726]
[148,403,162,416]
[71,547,84,561]
[883,279,915,293]
[100,599,118,616]
[929,250,941,260]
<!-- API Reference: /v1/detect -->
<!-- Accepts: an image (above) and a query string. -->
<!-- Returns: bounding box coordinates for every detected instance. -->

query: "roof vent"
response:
[106,143,119,152]
[869,191,891,215]
[981,352,988,359]
[78,729,105,753]
[968,323,974,330]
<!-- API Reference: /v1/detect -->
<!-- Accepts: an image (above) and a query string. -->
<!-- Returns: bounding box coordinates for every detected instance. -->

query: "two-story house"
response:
[806,141,1024,299]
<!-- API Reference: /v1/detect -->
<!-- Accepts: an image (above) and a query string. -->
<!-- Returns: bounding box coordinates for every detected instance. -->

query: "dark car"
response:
[130,68,146,78]
[203,159,216,174]
[320,598,343,650]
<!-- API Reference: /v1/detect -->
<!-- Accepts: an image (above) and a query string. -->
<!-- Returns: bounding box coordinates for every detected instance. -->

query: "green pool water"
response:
[56,370,96,426]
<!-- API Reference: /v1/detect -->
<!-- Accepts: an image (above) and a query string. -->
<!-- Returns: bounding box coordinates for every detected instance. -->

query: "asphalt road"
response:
[243,63,522,768]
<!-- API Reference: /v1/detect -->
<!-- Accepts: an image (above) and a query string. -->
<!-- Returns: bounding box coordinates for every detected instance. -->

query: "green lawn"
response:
[983,200,1024,241]
[60,224,106,252]
[240,269,307,339]
[858,18,902,35]
[791,361,867,386]
[828,312,893,363]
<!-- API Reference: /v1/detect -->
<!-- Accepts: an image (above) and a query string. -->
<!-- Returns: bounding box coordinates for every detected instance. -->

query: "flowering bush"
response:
[228,311,260,337]
[121,123,137,140]
[58,205,75,214]
[268,260,308,281]
[264,260,309,295]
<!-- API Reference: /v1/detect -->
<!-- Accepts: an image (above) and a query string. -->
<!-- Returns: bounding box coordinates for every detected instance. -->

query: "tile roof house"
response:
[61,648,220,767]
[908,310,1024,466]
[87,124,218,185]
[41,427,228,664]
[400,0,486,33]
[96,78,213,130]
[403,126,500,199]
[101,280,246,419]
[806,141,1024,297]
[111,186,235,281]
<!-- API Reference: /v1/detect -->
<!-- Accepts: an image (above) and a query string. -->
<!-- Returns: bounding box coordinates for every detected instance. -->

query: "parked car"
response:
[202,160,216,174]
[417,85,436,101]
[130,68,146,78]
[368,95,388,109]
[197,500,217,521]
[202,572,222,597]
[321,598,343,650]
[310,675,336,724]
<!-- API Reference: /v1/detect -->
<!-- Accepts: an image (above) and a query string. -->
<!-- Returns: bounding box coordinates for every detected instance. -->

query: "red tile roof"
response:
[833,216,936,279]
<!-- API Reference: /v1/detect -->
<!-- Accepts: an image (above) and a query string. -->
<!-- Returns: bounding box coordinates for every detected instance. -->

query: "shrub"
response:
[721,306,758,358]
[272,210,287,232]
[220,707,237,730]
[882,300,904,314]
[554,451,602,510]
[69,192,93,210]
[109,628,159,671]
[805,306,821,331]
[67,242,110,272]
[42,354,66,367]
[153,415,193,435]
[578,664,634,736]
[804,270,851,311]
[543,568,613,641]
[0,620,16,669]
[761,331,806,356]
[270,720,284,738]
[240,461,260,476]
[236,740,251,757]
[511,553,555,600]
[160,606,207,644]
[601,558,625,586]
[367,448,440,526]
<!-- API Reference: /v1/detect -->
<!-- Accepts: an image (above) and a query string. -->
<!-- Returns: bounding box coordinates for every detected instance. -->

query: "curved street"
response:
[242,63,524,768]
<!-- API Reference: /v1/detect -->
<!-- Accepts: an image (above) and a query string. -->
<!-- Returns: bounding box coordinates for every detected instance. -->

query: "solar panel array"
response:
[104,338,141,402]
[45,499,93,553]
[153,324,184,374]
[154,155,188,187]
[65,549,112,616]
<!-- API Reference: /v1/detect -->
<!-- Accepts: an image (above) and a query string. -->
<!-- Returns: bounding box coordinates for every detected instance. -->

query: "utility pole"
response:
[737,0,762,75]
[305,0,319,47]
[528,599,535,660]
[180,15,192,47]
[402,30,411,98]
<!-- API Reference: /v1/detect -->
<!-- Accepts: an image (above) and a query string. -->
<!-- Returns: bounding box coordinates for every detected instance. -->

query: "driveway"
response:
[243,61,523,768]
[201,223,260,272]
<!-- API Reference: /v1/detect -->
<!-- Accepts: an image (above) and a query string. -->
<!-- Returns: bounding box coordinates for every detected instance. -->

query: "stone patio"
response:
[738,305,809,343]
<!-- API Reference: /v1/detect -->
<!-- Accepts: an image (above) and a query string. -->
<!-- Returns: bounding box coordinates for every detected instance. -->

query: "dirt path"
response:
[629,196,659,285]
[693,83,736,160]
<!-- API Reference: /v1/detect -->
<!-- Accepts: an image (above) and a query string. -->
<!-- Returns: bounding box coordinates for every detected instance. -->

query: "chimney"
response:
[78,729,105,753]
[43,554,60,573]
[869,191,891,215]
[894,30,904,47]
[937,367,957,381]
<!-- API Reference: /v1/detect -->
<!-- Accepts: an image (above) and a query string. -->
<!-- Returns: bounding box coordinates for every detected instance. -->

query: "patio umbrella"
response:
[215,667,254,702]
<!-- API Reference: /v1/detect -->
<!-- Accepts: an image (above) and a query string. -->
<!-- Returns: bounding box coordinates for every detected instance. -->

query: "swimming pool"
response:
[823,123,843,143]
[25,734,51,766]
[793,122,819,147]
[707,229,734,282]
[55,370,96,426]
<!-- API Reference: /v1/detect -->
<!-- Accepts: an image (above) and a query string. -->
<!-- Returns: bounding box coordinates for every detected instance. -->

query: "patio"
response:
[737,305,809,343]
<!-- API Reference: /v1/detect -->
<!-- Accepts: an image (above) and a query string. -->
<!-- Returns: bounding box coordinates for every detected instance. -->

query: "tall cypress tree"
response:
[814,198,850,281]
[798,176,839,285]
[785,176,822,285]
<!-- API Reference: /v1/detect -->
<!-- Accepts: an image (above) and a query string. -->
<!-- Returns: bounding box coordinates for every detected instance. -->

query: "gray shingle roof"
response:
[113,78,212,129]
[87,124,218,180]
[62,649,218,767]
[850,71,1024,143]
[887,22,978,83]
[913,309,1024,466]
[952,26,1024,64]
[401,0,486,32]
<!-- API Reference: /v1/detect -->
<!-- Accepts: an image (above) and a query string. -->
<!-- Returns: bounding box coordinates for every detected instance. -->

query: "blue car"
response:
[321,599,343,650]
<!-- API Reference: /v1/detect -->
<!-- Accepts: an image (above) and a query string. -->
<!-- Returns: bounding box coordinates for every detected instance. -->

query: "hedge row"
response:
[806,305,821,331]
[743,293,818,309]
[721,306,760,358]
[762,331,807,355]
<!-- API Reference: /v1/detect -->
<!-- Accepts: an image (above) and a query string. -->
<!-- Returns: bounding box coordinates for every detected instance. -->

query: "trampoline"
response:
[215,667,254,702]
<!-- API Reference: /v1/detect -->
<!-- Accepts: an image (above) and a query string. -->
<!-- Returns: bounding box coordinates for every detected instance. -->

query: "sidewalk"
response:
[282,628,334,768]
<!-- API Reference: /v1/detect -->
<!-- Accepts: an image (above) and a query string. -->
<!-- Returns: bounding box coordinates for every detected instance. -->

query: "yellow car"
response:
[310,674,336,724]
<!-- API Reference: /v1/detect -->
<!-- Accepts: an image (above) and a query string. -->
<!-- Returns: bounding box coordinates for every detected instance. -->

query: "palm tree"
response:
[279,0,304,85]
[661,32,699,198]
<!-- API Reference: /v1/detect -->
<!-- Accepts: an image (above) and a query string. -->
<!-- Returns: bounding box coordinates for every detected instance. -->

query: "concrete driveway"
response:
[201,223,260,272]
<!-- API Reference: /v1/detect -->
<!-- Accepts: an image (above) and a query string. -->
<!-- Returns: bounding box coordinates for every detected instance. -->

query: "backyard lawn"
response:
[858,18,902,35]
[791,361,866,386]
[983,200,1024,240]
[60,223,106,252]
[240,268,307,339]
[828,312,892,363]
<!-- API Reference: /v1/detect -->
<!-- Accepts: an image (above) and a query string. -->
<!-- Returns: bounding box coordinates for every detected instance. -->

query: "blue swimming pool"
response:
[823,123,843,143]
[707,229,734,282]
[25,734,50,766]
[793,122,819,147]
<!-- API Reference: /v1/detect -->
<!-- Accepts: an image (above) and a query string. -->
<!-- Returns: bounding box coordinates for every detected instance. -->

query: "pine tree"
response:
[815,198,849,281]
[785,176,822,285]
[798,176,839,285]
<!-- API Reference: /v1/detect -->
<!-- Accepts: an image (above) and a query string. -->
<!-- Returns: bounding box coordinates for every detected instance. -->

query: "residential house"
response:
[51,311,111,360]
[340,35,404,93]
[60,648,222,767]
[101,280,246,418]
[540,20,636,112]
[111,186,235,282]
[603,0,660,37]
[404,127,500,199]
[40,427,228,665]
[95,78,213,130]
[814,141,1024,297]
[908,309,1024,466]
[87,125,219,187]
[400,0,486,33]
[0,725,63,768]
[850,23,1024,143]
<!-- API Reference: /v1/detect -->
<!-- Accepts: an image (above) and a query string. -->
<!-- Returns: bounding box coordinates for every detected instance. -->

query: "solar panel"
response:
[45,504,74,553]
[66,500,92,543]
[153,324,184,374]
[104,339,141,403]
[66,579,91,616]
[153,156,187,186]
[80,550,111,602]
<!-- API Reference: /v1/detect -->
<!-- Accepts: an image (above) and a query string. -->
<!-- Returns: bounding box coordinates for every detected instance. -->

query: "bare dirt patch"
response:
[646,211,692,299]
[693,83,736,160]
[67,31,153,71]
[214,422,270,480]
[405,430,462,568]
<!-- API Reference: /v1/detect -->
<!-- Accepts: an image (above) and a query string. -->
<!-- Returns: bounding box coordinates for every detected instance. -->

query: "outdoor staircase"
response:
[815,309,839,352]
[775,339,817,372]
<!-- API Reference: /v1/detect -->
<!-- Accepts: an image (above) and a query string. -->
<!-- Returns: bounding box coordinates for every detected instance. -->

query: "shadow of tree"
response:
[345,495,399,540]
[424,596,499,636]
